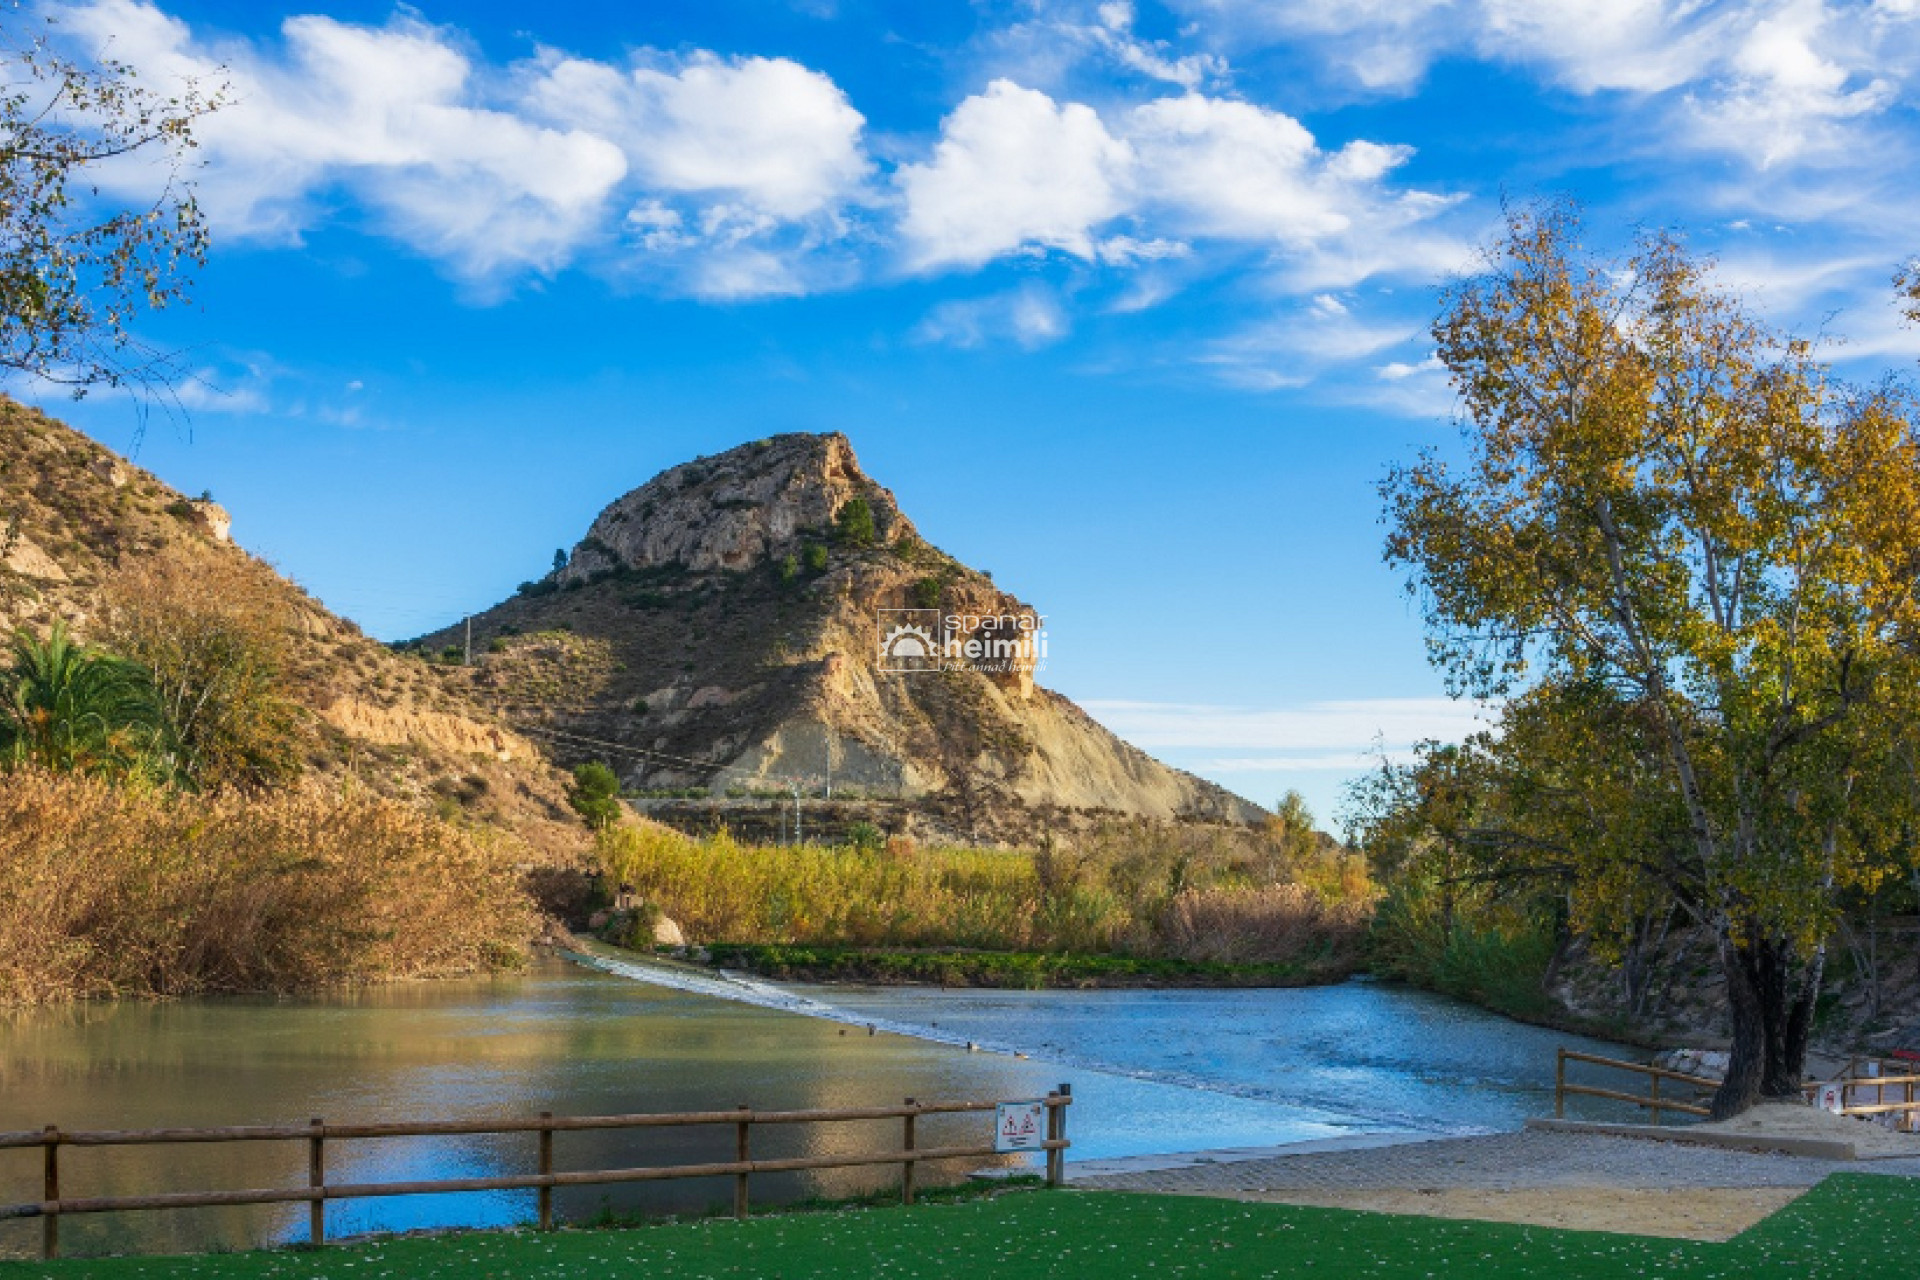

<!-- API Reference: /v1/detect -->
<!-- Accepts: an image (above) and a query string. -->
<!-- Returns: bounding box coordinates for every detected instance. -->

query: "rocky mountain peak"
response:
[561,432,914,579]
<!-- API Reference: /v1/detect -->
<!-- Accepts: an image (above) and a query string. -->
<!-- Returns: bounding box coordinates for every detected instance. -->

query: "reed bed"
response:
[596,823,1374,965]
[0,769,532,1005]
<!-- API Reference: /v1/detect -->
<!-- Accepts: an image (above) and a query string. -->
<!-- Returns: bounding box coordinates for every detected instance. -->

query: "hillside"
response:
[415,432,1263,843]
[0,398,588,865]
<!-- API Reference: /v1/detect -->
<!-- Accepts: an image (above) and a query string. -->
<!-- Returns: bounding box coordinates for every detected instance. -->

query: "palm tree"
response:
[0,622,168,780]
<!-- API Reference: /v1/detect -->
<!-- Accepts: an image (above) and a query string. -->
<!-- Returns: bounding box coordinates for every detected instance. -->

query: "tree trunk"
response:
[1711,927,1820,1119]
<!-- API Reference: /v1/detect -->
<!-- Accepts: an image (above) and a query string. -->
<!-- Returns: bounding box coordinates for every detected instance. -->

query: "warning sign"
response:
[994,1100,1047,1152]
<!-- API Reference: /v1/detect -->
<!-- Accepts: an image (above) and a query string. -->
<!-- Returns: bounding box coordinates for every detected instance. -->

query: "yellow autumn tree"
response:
[1384,202,1920,1116]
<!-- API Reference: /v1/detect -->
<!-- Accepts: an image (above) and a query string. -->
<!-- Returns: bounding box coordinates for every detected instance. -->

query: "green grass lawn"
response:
[4,1174,1913,1279]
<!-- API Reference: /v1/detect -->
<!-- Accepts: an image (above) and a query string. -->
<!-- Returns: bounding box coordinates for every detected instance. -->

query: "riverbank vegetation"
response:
[0,769,532,1005]
[593,807,1373,984]
[0,580,534,1006]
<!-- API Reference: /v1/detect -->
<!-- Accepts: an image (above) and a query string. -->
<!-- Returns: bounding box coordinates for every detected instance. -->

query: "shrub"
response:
[909,576,942,609]
[834,497,875,547]
[1367,876,1557,1017]
[844,821,884,852]
[778,553,801,585]
[1159,885,1368,968]
[804,543,829,572]
[99,552,309,791]
[0,770,532,1004]
[0,622,167,781]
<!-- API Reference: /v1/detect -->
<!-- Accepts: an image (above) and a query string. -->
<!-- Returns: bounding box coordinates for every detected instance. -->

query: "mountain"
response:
[416,432,1263,843]
[0,398,588,864]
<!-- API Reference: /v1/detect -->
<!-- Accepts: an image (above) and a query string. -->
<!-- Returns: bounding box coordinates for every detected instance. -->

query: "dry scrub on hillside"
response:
[0,770,532,1005]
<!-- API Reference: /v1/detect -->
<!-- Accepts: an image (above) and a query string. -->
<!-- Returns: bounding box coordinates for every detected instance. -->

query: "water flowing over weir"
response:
[564,945,1026,1055]
[561,946,1645,1140]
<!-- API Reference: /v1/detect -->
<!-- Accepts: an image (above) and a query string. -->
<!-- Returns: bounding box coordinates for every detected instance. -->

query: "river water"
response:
[0,952,1642,1259]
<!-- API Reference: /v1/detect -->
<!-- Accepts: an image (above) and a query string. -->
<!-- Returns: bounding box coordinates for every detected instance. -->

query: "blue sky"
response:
[32,0,1920,825]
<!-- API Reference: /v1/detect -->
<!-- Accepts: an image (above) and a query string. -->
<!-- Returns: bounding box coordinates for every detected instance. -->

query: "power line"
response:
[515,722,824,791]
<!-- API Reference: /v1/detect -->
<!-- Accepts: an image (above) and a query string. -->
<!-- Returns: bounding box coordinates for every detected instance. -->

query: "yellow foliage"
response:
[596,821,1374,959]
[0,770,532,1005]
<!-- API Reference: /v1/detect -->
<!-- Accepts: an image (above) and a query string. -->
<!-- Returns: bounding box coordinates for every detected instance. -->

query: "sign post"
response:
[994,1100,1047,1153]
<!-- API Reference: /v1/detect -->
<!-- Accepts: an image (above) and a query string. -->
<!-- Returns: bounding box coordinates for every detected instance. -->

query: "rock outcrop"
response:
[419,432,1263,841]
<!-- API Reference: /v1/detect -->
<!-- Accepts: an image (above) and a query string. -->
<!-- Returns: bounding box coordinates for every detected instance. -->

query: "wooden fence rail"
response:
[1555,1047,1920,1130]
[1,1088,1071,1261]
[1554,1049,1719,1123]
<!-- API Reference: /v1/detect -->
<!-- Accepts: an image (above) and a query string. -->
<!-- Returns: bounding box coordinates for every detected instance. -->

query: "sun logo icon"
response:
[881,622,937,667]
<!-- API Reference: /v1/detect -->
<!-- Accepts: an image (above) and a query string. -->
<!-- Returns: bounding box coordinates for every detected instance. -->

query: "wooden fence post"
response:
[1555,1049,1567,1118]
[734,1106,751,1220]
[902,1099,917,1206]
[307,1119,325,1246]
[1650,1072,1663,1126]
[538,1112,554,1232]
[1046,1084,1070,1188]
[41,1126,59,1262]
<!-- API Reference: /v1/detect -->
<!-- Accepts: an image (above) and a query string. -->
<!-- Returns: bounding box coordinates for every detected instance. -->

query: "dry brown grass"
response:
[1158,884,1372,967]
[0,769,533,1005]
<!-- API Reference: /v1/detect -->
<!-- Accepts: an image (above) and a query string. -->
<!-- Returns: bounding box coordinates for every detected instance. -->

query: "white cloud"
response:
[1475,0,1729,94]
[61,2,874,294]
[1164,0,1920,171]
[523,52,869,219]
[64,1,630,281]
[897,81,1458,294]
[1196,294,1425,392]
[1162,0,1456,91]
[914,286,1070,349]
[1089,1,1228,89]
[1126,95,1411,244]
[1082,697,1491,750]
[1377,354,1443,380]
[897,80,1134,271]
[1685,1,1901,166]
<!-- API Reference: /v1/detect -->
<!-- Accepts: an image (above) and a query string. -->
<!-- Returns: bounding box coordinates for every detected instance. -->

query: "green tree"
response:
[1,15,219,395]
[0,621,166,779]
[569,761,622,829]
[1383,203,1920,1116]
[834,496,876,546]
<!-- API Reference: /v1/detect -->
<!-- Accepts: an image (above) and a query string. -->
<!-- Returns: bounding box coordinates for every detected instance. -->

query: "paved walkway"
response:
[1067,1129,1920,1241]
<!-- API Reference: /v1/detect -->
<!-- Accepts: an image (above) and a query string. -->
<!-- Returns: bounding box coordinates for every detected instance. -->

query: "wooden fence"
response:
[0,1086,1071,1261]
[1555,1048,1920,1129]
[1805,1071,1920,1128]
[1553,1049,1719,1123]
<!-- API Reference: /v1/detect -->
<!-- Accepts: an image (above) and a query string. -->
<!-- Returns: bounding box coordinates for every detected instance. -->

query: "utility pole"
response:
[791,781,803,846]
[463,616,472,666]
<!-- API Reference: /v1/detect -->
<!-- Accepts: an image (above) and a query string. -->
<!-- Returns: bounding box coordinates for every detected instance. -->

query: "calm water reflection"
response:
[0,961,1640,1259]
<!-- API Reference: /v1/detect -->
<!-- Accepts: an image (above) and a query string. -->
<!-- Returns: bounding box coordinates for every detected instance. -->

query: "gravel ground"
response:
[1069,1129,1920,1240]
[1070,1128,1920,1194]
